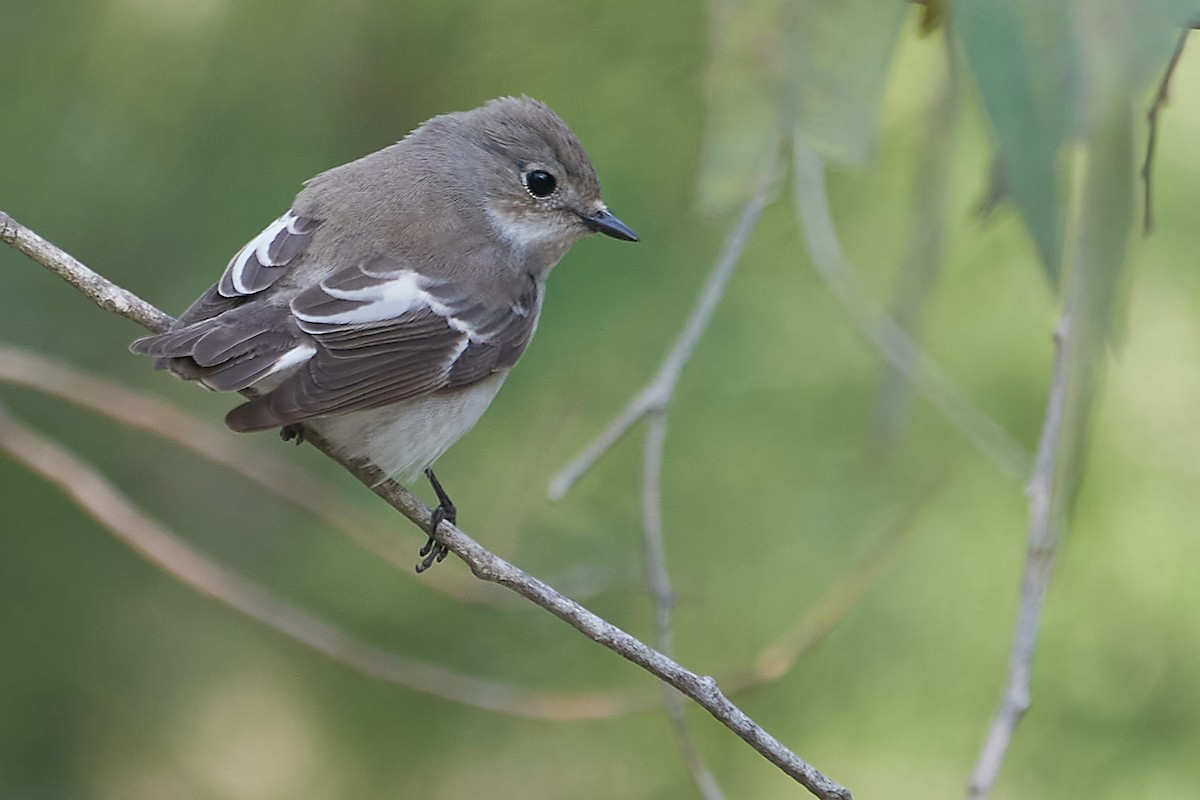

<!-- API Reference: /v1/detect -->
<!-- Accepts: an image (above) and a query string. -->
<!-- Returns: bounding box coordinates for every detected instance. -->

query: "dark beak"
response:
[579,207,639,242]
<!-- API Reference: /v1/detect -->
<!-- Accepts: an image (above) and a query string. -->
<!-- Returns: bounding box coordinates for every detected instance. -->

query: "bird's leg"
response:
[417,468,455,573]
[279,424,306,445]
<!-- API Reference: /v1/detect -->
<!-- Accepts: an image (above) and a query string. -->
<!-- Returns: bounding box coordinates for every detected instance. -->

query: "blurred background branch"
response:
[548,154,779,500]
[966,314,1070,799]
[1142,27,1194,234]
[791,140,1031,481]
[0,401,637,720]
[642,409,727,800]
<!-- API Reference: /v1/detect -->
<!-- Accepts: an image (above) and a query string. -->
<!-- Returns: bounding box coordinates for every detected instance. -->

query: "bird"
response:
[130,96,638,570]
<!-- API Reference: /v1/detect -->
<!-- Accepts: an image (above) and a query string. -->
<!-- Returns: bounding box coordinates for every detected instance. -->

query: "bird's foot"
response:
[416,468,455,573]
[279,424,306,445]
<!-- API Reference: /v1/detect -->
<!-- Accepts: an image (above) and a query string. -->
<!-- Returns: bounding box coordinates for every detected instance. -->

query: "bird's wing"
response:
[222,257,542,432]
[131,209,325,381]
[217,210,323,298]
[132,210,541,432]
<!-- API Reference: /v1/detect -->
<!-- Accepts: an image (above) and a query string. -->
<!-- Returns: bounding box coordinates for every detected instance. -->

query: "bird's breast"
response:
[308,371,510,480]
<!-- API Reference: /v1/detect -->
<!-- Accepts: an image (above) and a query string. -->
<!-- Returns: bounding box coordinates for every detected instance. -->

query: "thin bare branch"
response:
[548,151,780,500]
[790,140,1031,481]
[969,75,1136,794]
[966,316,1069,800]
[643,409,726,800]
[1141,28,1191,235]
[871,30,959,456]
[1,212,173,333]
[724,474,940,691]
[3,209,850,800]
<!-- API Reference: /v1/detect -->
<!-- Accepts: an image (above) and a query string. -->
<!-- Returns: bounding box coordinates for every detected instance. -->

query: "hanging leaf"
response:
[697,0,788,214]
[1054,0,1191,510]
[953,0,1078,282]
[783,0,909,166]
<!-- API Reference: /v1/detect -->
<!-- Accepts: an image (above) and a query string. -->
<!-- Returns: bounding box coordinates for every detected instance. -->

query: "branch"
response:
[966,316,1069,799]
[724,473,940,691]
[0,344,415,573]
[790,140,1031,482]
[642,409,726,800]
[547,153,779,500]
[2,209,850,800]
[870,29,959,456]
[1141,28,1191,235]
[1,212,173,333]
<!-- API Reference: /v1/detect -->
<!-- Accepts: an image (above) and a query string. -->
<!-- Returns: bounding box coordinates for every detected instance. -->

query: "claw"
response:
[415,468,456,573]
[279,424,306,445]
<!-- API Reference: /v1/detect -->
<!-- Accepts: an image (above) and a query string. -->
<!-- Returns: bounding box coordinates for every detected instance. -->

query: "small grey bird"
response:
[131,96,637,570]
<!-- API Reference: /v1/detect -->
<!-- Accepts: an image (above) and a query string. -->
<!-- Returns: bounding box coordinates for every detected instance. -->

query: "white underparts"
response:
[309,371,509,480]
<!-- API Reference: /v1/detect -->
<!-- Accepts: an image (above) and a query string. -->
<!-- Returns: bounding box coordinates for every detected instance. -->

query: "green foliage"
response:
[699,0,789,214]
[699,0,906,213]
[784,0,908,165]
[953,0,1077,280]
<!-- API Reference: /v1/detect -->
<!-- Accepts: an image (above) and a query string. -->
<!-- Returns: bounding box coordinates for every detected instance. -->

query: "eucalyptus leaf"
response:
[697,0,787,214]
[953,0,1078,282]
[783,0,908,166]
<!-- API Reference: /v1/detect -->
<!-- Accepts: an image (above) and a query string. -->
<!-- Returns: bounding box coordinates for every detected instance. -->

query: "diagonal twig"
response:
[965,316,1069,799]
[790,139,1031,481]
[870,29,960,456]
[0,344,416,571]
[1,209,851,800]
[1141,27,1192,235]
[642,408,726,800]
[547,150,779,501]
[3,214,173,331]
[723,473,941,691]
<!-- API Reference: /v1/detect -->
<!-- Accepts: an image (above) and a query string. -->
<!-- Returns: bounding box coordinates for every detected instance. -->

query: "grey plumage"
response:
[131,96,636,480]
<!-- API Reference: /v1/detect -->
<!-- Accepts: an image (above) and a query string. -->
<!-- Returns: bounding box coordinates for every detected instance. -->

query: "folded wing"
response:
[132,212,540,433]
[224,259,541,431]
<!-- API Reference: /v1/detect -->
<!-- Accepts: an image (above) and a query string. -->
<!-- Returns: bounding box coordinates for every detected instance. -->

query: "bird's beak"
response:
[578,206,639,242]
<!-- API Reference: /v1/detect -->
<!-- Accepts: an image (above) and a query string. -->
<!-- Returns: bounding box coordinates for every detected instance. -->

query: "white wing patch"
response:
[292,269,482,339]
[196,343,315,392]
[297,271,427,324]
[264,343,317,376]
[218,211,309,298]
[446,335,470,365]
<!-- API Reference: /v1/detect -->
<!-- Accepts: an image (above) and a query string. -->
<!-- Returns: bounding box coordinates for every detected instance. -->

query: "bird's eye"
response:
[524,170,557,198]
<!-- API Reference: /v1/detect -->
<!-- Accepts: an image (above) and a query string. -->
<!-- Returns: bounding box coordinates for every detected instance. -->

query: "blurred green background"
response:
[3,2,1200,798]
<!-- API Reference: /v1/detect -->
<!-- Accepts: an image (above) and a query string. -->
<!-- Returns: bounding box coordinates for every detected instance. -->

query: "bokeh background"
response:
[3,2,1200,798]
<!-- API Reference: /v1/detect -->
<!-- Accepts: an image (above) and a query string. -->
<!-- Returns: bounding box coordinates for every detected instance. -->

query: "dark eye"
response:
[524,169,557,198]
